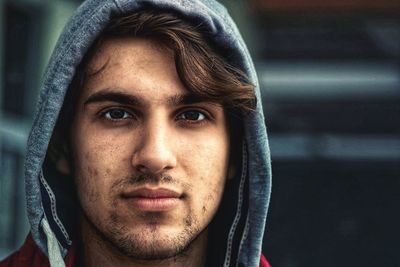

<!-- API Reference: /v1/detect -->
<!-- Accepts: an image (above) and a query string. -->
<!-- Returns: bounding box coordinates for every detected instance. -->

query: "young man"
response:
[1,1,271,266]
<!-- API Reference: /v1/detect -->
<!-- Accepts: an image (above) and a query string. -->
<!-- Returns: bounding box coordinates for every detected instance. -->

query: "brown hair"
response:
[49,9,255,163]
[102,10,255,111]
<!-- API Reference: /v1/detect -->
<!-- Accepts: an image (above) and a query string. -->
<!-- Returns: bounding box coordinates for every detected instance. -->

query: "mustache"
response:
[111,173,175,191]
[129,173,173,184]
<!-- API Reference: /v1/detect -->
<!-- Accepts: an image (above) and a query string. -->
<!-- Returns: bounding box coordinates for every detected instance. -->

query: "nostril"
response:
[136,164,147,173]
[135,163,174,174]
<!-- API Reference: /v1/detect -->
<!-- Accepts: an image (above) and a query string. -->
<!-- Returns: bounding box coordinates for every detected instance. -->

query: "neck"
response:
[78,218,208,267]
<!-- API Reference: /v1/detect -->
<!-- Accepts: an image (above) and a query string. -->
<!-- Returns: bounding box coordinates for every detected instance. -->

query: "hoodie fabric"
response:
[1,0,272,266]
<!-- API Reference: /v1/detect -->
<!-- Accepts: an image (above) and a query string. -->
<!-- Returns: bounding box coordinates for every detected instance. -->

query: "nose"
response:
[131,120,177,174]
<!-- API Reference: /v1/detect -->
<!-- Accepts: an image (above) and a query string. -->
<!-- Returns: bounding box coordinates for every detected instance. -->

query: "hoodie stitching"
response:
[40,170,72,245]
[32,2,111,244]
[223,142,247,267]
[236,210,250,267]
[29,2,106,254]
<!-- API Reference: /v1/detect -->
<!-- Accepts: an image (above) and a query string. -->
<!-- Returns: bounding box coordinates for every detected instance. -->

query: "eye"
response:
[102,108,132,120]
[177,110,206,122]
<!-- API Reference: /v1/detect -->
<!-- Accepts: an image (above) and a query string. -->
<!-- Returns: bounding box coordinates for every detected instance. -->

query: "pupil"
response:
[110,109,124,119]
[185,111,199,120]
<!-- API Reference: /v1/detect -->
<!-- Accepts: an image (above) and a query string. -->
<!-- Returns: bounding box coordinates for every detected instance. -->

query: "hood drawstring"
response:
[41,217,66,267]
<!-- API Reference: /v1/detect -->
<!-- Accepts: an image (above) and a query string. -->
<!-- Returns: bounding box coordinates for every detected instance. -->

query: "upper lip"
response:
[121,188,182,199]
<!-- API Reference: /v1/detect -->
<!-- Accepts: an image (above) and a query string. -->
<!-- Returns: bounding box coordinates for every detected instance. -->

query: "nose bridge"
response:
[145,115,170,152]
[133,112,176,173]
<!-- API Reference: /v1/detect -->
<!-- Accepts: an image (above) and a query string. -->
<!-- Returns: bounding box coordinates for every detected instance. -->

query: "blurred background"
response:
[0,0,399,266]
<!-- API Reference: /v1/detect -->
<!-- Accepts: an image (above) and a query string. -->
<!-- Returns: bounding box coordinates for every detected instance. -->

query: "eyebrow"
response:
[167,93,211,106]
[83,89,212,107]
[84,90,142,107]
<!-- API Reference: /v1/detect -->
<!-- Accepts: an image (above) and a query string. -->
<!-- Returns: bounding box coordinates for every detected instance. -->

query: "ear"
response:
[55,155,71,175]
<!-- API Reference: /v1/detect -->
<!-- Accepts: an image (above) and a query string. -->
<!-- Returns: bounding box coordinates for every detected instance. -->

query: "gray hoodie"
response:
[24,0,272,266]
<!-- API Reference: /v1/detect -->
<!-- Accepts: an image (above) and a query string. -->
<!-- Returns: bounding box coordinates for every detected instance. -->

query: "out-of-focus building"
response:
[1,0,400,266]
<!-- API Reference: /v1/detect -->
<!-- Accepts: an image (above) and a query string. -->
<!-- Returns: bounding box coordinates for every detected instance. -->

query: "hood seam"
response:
[40,170,72,246]
[236,209,250,267]
[28,1,113,249]
[223,141,248,267]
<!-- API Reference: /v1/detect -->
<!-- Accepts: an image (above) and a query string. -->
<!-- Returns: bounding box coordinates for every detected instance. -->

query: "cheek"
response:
[181,135,229,217]
[181,138,228,178]
[72,128,133,205]
[74,126,131,171]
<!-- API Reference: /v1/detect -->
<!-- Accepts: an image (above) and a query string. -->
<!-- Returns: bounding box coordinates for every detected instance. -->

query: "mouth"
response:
[121,188,182,212]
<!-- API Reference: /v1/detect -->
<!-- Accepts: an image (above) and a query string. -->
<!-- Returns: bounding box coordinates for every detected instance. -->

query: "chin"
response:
[105,226,197,260]
[83,204,206,261]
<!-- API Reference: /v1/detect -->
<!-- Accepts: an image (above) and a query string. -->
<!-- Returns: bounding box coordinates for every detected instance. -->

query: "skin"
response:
[64,37,230,267]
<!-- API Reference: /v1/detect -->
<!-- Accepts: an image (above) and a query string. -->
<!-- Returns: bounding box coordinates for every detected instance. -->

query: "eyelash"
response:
[99,108,211,126]
[100,108,134,122]
[175,109,210,126]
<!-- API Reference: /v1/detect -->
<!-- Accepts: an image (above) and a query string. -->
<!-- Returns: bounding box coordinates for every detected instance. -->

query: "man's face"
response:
[69,37,230,259]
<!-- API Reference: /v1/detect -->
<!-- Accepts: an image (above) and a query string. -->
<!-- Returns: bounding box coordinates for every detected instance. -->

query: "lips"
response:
[121,188,182,212]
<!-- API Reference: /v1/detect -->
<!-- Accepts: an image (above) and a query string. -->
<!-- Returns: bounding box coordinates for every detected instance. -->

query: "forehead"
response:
[87,37,173,79]
[81,37,188,102]
[89,37,170,68]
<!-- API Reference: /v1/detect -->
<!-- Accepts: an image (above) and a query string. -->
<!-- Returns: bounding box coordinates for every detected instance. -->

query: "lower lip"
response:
[126,197,180,212]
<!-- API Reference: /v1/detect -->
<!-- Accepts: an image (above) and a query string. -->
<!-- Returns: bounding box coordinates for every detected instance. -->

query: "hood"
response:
[25,0,272,266]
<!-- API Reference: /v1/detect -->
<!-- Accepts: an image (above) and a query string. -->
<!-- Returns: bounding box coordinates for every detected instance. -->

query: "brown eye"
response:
[103,109,132,120]
[177,110,206,121]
